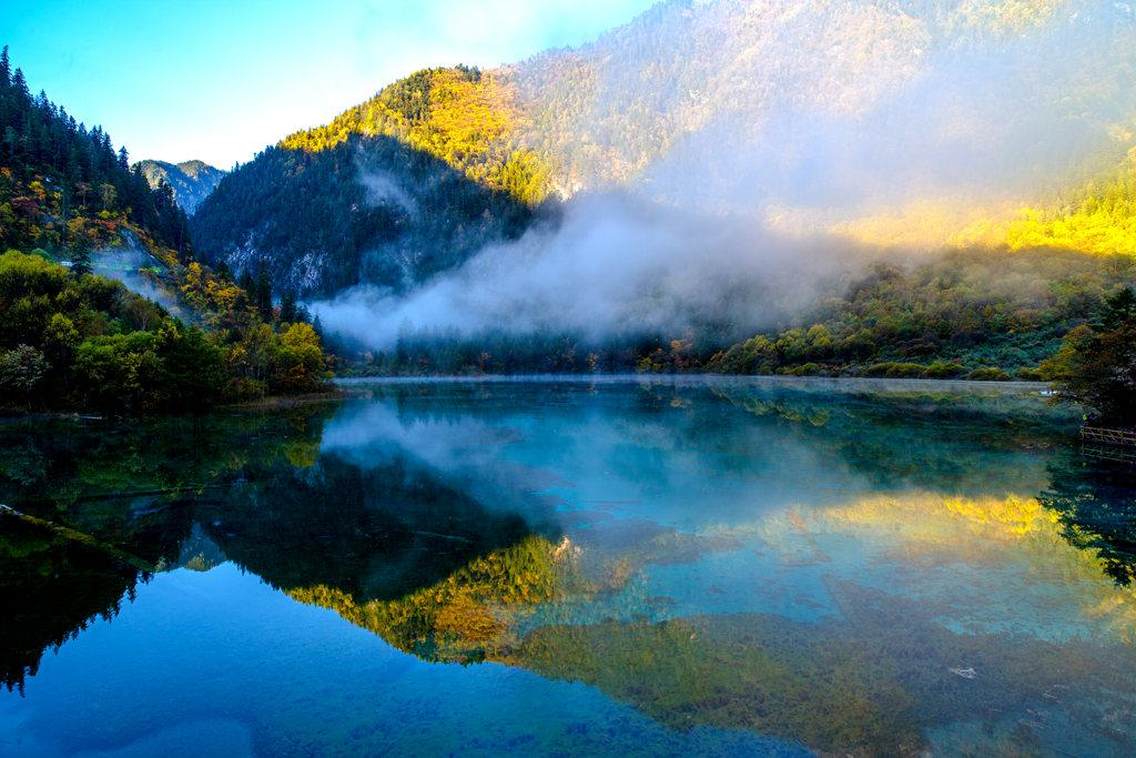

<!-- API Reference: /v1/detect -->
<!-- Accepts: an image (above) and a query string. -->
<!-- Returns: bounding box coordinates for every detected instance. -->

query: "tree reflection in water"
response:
[1,380,1134,755]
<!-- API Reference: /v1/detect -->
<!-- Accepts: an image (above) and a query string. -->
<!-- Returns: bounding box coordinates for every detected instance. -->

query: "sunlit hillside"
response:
[1001,152,1136,255]
[828,151,1136,255]
[281,66,551,206]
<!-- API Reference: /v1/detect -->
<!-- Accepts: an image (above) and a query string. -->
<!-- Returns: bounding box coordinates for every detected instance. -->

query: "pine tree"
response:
[0,46,10,88]
[71,246,92,277]
[255,267,273,321]
[0,48,196,254]
[280,289,298,324]
[238,269,255,299]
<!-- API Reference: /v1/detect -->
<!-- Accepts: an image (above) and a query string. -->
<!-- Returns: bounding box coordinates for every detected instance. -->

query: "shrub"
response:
[967,367,1012,381]
[865,362,927,378]
[923,361,966,379]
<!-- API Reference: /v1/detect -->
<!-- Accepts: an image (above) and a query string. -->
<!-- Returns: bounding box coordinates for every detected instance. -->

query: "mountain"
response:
[0,47,330,413]
[137,159,225,215]
[0,47,190,258]
[191,66,543,297]
[190,0,1136,372]
[194,0,1136,288]
[190,131,537,298]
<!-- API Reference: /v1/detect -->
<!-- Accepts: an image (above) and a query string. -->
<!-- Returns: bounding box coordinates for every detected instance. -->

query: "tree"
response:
[279,289,298,323]
[0,345,48,407]
[273,322,327,393]
[255,266,273,321]
[70,245,92,277]
[1041,287,1136,427]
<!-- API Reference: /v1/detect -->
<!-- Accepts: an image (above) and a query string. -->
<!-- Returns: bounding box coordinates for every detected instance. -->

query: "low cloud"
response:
[311,192,872,350]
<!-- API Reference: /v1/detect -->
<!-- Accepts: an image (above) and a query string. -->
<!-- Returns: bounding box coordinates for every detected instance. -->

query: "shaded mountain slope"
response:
[191,133,539,297]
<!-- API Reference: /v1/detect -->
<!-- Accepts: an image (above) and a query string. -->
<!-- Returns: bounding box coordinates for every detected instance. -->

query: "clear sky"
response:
[1,0,657,168]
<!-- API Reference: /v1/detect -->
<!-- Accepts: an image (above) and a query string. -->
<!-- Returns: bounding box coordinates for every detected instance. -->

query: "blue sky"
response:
[1,0,657,168]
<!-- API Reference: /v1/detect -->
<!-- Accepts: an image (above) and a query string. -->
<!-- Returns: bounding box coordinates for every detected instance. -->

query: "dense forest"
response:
[0,47,190,258]
[704,249,1136,379]
[280,66,551,205]
[190,66,550,298]
[191,132,540,298]
[0,250,328,413]
[0,48,330,414]
[344,248,1133,381]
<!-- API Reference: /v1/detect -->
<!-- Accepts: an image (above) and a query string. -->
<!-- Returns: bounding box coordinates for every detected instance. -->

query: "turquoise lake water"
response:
[1,377,1134,756]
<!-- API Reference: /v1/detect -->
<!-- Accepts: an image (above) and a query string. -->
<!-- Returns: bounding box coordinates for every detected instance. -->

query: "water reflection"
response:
[1,378,1134,755]
[1041,454,1136,587]
[0,402,562,688]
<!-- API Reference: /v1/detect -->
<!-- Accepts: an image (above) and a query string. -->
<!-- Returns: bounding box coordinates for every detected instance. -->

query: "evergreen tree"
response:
[280,289,298,324]
[70,246,92,277]
[255,266,273,321]
[0,48,192,254]
[238,269,256,301]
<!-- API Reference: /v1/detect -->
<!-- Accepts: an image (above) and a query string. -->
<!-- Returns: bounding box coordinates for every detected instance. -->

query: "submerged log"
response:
[0,504,159,573]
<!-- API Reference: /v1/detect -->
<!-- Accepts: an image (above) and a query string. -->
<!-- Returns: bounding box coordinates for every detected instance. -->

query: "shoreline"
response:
[0,376,1059,424]
[334,373,1053,394]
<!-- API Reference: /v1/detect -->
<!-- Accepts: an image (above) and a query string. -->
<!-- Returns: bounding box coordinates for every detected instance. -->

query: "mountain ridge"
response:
[189,0,1136,374]
[137,158,225,215]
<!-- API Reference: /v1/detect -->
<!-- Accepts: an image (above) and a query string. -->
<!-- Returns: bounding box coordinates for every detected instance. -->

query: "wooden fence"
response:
[1081,426,1136,448]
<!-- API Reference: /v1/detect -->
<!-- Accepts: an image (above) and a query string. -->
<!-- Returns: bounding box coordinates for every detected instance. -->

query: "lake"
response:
[1,377,1134,756]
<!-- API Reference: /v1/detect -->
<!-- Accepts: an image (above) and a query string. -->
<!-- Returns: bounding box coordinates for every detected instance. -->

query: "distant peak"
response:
[136,158,225,214]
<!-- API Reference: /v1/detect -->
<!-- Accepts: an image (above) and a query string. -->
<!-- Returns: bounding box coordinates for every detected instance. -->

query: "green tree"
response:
[279,289,298,324]
[1041,287,1136,426]
[0,345,48,406]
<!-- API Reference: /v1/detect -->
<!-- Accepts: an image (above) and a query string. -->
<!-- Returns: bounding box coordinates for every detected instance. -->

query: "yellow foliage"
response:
[288,535,563,661]
[810,492,1136,643]
[832,170,1136,256]
[280,67,552,205]
[949,0,1065,35]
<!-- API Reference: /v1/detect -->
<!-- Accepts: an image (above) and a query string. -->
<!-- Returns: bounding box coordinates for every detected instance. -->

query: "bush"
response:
[923,361,966,379]
[966,367,1012,381]
[781,363,824,376]
[865,362,927,378]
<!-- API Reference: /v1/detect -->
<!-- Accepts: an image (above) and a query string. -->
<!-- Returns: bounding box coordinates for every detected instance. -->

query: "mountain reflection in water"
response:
[1,378,1134,755]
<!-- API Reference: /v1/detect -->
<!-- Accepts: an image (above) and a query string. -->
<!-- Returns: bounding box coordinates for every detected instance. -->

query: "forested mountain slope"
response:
[137,159,225,215]
[192,0,1136,376]
[0,46,190,259]
[191,132,538,297]
[191,66,547,296]
[195,0,1136,295]
[0,48,330,412]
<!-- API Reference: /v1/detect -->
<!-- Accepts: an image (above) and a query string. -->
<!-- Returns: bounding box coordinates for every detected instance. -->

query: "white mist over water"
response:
[312,193,874,349]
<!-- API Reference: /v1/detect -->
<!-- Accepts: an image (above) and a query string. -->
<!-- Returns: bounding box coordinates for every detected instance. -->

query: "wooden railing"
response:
[1081,426,1136,448]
